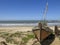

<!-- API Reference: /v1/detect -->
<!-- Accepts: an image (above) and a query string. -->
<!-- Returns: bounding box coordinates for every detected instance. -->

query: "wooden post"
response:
[55,25,58,36]
[38,22,42,29]
[38,23,42,43]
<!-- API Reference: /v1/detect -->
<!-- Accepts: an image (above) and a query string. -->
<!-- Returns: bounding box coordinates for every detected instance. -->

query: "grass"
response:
[6,37,13,43]
[0,32,9,38]
[22,37,29,43]
[22,34,35,43]
[27,34,35,39]
[9,32,21,37]
[0,31,35,45]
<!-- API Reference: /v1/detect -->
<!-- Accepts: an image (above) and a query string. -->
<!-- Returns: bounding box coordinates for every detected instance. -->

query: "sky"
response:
[0,0,60,20]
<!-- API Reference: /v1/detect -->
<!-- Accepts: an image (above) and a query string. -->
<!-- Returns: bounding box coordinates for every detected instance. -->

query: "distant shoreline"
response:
[0,20,60,23]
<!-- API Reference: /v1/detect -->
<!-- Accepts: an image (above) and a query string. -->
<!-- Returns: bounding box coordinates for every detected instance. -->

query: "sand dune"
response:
[0,26,60,45]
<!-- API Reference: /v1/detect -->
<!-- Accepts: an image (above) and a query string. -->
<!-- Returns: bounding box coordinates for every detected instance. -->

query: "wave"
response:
[0,23,60,27]
[0,23,38,27]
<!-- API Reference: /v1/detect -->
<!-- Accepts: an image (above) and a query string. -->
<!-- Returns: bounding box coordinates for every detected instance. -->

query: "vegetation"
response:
[9,31,21,37]
[22,34,35,43]
[0,32,9,38]
[0,31,35,45]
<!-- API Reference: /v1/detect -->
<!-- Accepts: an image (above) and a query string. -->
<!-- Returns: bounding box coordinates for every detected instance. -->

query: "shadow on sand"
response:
[40,34,55,45]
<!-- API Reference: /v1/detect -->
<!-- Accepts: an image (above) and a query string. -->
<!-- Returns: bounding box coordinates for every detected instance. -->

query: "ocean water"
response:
[47,23,60,26]
[0,23,38,27]
[0,23,60,27]
[0,20,60,26]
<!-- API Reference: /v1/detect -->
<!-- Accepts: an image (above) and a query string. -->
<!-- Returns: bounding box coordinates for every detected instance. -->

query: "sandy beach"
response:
[0,26,34,33]
[0,26,60,45]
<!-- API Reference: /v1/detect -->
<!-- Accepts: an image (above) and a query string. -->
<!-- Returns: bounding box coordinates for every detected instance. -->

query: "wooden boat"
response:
[32,23,55,45]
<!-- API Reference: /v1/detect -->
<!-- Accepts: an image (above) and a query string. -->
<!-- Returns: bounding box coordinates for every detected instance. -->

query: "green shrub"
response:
[27,34,35,38]
[22,34,35,43]
[0,32,9,38]
[6,37,13,43]
[22,37,29,43]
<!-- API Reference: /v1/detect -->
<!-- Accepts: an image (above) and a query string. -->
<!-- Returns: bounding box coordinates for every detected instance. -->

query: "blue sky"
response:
[0,0,60,20]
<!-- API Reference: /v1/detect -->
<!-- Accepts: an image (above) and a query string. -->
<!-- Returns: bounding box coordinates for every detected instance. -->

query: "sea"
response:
[0,20,60,27]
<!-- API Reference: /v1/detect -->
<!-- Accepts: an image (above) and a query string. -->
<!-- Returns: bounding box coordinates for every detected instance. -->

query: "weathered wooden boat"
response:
[32,23,55,45]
